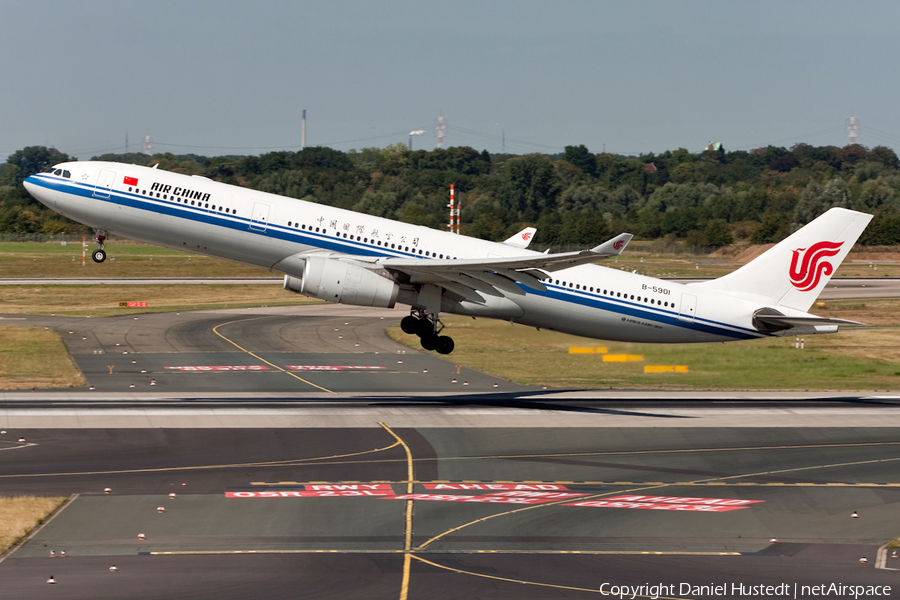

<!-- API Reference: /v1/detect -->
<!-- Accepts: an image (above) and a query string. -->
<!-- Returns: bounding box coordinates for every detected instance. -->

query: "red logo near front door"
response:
[789,241,843,291]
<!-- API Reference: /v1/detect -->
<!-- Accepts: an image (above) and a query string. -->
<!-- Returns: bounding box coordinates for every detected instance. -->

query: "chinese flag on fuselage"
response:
[124,176,138,186]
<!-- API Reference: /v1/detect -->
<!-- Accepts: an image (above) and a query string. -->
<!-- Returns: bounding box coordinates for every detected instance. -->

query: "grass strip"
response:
[0,326,86,389]
[0,496,67,554]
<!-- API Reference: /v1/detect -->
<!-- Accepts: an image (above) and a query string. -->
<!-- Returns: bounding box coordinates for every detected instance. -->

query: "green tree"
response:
[496,154,562,221]
[704,219,733,247]
[868,146,900,170]
[794,178,851,225]
[562,145,597,177]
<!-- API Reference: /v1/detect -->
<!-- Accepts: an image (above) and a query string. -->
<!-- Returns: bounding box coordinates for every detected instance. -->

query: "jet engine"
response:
[283,256,399,308]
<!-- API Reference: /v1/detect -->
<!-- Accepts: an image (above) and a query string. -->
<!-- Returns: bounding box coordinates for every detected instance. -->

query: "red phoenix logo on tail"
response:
[789,241,844,291]
[613,240,625,250]
[522,232,532,241]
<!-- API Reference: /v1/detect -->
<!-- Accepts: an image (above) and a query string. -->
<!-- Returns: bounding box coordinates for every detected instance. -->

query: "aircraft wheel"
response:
[415,319,433,338]
[435,336,455,355]
[400,316,418,335]
[91,249,107,263]
[420,334,439,351]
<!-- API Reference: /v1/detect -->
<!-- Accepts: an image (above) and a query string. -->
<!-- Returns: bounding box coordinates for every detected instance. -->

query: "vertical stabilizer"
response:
[691,208,872,312]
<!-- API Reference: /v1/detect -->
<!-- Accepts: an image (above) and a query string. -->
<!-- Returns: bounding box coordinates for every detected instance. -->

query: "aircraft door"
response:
[249,202,270,232]
[93,169,117,199]
[677,293,697,323]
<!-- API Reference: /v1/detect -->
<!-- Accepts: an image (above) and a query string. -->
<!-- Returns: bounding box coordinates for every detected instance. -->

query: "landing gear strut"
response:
[400,310,455,354]
[91,230,107,263]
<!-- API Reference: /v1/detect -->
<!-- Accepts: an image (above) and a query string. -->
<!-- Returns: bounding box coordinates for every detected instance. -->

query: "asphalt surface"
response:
[2,427,900,599]
[1,306,525,395]
[1,304,899,598]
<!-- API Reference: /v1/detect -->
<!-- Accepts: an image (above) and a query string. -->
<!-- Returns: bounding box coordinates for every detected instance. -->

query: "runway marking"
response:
[379,422,415,600]
[243,439,900,472]
[0,441,36,452]
[286,365,386,371]
[0,442,402,479]
[211,317,335,394]
[413,454,900,551]
[228,489,392,498]
[149,549,739,557]
[410,555,696,599]
[7,441,900,484]
[250,479,900,488]
[164,365,270,371]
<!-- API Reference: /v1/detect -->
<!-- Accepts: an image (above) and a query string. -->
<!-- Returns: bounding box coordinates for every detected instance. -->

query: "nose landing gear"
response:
[400,311,455,355]
[91,230,107,263]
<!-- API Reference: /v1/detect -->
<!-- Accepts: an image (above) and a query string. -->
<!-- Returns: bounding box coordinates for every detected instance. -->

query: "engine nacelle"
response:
[283,256,399,308]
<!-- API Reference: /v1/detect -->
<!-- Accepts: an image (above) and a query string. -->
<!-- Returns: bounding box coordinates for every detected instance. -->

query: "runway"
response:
[1,304,899,598]
[2,427,899,599]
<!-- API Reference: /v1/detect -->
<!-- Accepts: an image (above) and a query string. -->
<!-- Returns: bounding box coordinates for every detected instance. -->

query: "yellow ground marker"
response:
[568,346,608,354]
[644,365,689,373]
[602,354,644,362]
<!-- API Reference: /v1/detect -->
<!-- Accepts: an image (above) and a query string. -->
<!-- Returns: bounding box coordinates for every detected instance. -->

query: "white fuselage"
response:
[25,161,774,343]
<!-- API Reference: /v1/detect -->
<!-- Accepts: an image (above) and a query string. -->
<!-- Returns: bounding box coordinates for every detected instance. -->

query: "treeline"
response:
[2,141,900,248]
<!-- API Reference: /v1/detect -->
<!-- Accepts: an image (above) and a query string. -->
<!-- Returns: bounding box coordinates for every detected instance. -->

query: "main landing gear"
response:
[400,311,455,355]
[91,230,107,263]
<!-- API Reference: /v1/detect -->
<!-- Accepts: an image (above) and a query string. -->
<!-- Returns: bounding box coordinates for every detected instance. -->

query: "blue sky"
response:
[4,0,900,159]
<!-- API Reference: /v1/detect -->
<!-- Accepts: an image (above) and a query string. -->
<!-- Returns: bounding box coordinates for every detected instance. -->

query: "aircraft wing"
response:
[379,232,633,303]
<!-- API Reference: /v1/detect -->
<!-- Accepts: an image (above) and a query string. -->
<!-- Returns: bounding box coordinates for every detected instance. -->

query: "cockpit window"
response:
[53,169,62,176]
[44,166,56,173]
[62,170,71,178]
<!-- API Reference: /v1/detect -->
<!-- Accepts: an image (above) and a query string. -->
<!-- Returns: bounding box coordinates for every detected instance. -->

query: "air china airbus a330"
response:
[25,161,871,355]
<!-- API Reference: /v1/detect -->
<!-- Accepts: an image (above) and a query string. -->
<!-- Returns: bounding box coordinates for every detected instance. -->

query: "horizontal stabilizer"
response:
[752,312,865,333]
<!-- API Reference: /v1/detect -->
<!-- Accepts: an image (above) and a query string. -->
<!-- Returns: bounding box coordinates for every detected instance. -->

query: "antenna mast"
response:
[435,110,447,149]
[142,129,152,155]
[448,183,459,234]
[846,113,859,146]
[301,109,307,150]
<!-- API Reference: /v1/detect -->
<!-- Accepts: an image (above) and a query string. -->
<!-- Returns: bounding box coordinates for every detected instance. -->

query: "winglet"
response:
[503,227,537,249]
[591,233,633,256]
